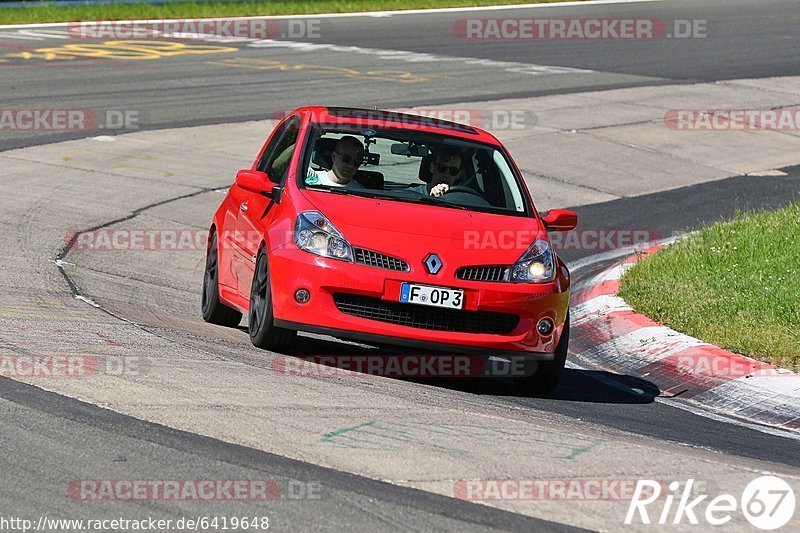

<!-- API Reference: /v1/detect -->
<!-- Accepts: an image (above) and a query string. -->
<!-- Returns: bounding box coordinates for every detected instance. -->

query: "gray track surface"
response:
[1,0,799,150]
[0,378,578,532]
[2,1,800,531]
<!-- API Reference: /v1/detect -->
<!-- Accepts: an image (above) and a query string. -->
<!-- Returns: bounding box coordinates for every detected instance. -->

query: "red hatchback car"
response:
[202,107,577,393]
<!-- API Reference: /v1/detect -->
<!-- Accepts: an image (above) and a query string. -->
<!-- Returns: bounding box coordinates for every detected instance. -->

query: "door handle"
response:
[240,202,248,212]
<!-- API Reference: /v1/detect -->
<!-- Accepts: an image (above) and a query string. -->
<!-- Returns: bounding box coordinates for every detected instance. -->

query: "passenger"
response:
[306,136,366,188]
[408,146,463,197]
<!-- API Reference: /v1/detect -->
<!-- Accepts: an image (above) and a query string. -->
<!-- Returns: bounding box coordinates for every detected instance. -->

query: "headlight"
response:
[510,238,556,283]
[294,211,353,261]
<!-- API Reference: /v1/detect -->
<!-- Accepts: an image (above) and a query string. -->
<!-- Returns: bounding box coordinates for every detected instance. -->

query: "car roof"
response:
[287,106,502,145]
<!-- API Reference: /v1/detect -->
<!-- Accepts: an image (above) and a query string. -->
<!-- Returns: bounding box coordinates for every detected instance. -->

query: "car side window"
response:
[257,118,300,183]
[469,153,485,192]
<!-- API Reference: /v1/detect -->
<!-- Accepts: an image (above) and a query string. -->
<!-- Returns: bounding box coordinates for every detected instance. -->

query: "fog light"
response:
[537,318,554,335]
[295,289,311,304]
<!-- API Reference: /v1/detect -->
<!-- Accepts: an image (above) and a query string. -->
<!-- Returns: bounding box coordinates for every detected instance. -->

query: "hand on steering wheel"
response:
[429,183,450,197]
[441,185,484,198]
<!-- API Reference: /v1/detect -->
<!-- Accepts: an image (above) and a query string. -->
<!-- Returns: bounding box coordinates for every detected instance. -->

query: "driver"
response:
[408,146,463,197]
[306,136,365,188]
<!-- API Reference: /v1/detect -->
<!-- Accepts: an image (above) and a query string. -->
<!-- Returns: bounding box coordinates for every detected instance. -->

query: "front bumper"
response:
[270,246,570,356]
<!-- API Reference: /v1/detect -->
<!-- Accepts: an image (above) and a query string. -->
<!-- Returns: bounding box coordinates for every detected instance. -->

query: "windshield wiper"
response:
[312,186,354,195]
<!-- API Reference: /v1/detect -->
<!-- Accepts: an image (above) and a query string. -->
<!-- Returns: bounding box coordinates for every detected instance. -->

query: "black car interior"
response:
[308,135,507,210]
[311,137,385,189]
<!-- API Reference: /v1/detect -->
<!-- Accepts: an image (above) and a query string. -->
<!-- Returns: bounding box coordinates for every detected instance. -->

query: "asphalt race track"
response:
[2,0,800,151]
[1,0,800,531]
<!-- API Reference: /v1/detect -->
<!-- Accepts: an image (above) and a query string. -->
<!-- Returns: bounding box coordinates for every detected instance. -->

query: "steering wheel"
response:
[443,185,484,198]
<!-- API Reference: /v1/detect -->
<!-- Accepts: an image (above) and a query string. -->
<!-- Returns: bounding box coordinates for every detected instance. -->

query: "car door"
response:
[235,116,302,299]
[229,119,292,296]
[220,177,249,295]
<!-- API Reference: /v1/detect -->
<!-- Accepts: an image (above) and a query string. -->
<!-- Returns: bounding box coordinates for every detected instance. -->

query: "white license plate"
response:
[399,283,464,309]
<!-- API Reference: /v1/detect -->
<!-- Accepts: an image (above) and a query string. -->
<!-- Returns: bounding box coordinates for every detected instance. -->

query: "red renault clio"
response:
[202,107,577,393]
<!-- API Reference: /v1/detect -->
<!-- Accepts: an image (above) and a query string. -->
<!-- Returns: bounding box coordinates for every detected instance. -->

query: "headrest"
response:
[312,137,338,169]
[418,155,434,183]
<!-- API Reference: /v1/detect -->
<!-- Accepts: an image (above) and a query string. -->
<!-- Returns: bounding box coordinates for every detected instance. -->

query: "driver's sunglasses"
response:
[334,151,363,166]
[435,163,461,177]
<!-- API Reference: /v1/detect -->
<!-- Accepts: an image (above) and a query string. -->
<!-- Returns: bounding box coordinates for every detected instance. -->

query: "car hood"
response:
[302,190,544,265]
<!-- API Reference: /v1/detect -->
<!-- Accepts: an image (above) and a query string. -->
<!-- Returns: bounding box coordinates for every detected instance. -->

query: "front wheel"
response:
[249,250,296,352]
[514,313,569,396]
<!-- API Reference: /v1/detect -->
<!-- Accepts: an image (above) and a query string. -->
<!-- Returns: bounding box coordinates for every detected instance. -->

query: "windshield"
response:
[300,128,530,216]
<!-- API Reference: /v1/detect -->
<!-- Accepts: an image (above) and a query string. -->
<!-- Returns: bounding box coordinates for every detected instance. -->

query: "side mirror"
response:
[236,169,273,195]
[542,209,578,232]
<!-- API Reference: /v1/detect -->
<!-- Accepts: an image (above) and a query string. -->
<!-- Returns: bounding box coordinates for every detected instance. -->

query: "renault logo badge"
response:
[424,253,443,275]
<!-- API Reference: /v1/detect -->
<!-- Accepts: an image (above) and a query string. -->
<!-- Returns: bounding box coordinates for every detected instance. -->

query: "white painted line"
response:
[570,259,633,296]
[598,262,633,282]
[246,39,592,75]
[696,386,800,417]
[13,29,70,39]
[571,294,631,325]
[75,295,101,308]
[571,245,800,435]
[746,169,789,177]
[567,356,800,442]
[692,379,800,429]
[0,31,45,40]
[585,325,705,368]
[727,374,800,396]
[655,395,800,442]
[568,234,683,273]
[0,0,667,30]
[577,261,632,291]
[0,25,591,77]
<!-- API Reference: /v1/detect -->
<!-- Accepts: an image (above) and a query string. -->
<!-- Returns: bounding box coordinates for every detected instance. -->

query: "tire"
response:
[514,312,570,396]
[201,230,242,327]
[249,250,296,352]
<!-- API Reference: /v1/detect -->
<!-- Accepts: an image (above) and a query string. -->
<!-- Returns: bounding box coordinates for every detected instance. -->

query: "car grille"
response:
[456,265,510,282]
[333,293,519,335]
[353,247,409,271]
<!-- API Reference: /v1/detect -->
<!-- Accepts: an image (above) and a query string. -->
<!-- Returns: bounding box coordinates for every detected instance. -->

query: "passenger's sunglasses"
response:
[435,163,461,177]
[334,151,363,166]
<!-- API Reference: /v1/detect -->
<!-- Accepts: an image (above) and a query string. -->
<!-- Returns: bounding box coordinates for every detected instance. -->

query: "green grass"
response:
[0,0,587,25]
[618,203,800,366]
